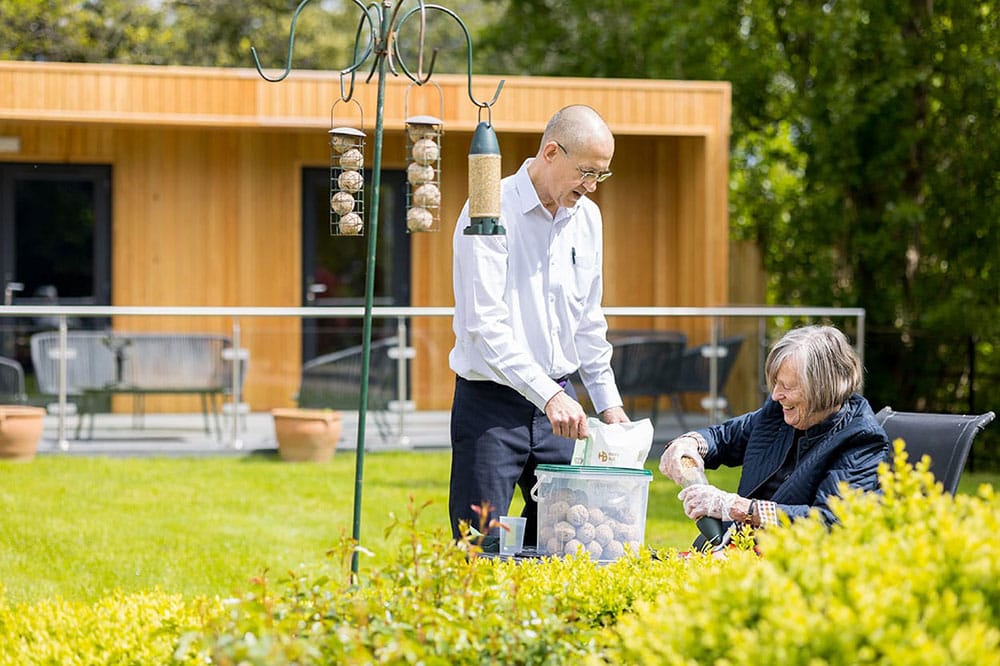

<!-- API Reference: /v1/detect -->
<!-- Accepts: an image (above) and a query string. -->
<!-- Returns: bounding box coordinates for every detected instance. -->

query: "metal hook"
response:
[249,0,315,83]
[393,4,504,108]
[342,4,379,96]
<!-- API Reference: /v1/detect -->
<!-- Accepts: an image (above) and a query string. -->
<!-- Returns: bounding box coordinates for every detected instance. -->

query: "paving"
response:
[34,409,713,459]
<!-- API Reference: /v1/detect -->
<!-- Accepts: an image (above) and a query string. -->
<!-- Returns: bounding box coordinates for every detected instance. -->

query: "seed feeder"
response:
[329,100,367,236]
[404,82,444,233]
[464,109,504,236]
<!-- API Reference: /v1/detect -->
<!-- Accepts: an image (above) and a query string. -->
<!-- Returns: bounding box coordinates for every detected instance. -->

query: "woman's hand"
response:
[678,484,749,521]
[658,435,703,484]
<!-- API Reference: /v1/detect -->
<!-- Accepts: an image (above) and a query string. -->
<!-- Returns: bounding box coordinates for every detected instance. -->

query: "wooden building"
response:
[0,61,731,411]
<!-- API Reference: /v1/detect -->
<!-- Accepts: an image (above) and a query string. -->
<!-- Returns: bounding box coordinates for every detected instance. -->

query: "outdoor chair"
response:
[0,355,28,403]
[609,335,687,425]
[29,331,233,439]
[666,336,745,431]
[607,329,688,345]
[875,406,995,495]
[296,337,399,438]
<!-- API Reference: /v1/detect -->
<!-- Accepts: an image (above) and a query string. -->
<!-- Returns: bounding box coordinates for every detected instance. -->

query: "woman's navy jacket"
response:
[696,394,890,524]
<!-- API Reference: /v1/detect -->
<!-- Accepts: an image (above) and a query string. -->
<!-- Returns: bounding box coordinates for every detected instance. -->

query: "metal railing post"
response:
[229,318,243,450]
[708,317,720,423]
[387,317,416,448]
[57,316,69,451]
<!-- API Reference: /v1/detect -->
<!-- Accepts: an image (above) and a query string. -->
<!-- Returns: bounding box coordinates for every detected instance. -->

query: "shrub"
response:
[178,503,707,665]
[0,587,209,666]
[607,440,1000,665]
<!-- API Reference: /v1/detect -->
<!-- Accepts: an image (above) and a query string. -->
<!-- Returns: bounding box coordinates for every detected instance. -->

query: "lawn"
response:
[1,451,996,604]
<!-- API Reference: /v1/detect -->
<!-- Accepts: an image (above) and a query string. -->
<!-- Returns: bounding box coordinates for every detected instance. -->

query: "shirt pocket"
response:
[569,250,599,310]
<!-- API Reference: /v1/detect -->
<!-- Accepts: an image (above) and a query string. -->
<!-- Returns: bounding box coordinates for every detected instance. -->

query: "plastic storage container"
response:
[532,464,653,562]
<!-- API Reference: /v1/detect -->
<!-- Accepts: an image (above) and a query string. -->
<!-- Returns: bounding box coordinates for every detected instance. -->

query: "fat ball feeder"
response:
[251,0,504,575]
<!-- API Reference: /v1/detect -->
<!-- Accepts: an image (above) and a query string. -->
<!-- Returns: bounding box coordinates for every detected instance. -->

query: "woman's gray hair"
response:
[765,325,862,415]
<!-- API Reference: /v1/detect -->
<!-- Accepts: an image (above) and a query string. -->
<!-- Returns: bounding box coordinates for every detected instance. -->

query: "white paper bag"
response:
[571,417,653,469]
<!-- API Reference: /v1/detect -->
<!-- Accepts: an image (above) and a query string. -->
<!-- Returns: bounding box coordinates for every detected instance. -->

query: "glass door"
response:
[0,163,112,368]
[301,167,410,362]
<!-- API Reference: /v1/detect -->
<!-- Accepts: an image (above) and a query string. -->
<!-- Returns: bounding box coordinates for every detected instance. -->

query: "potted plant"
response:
[270,408,342,462]
[0,405,46,461]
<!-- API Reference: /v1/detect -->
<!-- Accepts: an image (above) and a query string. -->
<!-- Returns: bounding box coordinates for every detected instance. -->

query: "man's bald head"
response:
[538,105,614,155]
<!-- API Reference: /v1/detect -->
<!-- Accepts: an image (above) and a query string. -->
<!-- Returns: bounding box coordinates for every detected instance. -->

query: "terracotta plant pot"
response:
[271,408,342,462]
[0,405,46,462]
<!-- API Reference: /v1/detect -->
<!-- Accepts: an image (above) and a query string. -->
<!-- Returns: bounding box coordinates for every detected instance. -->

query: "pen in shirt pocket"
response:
[572,247,576,264]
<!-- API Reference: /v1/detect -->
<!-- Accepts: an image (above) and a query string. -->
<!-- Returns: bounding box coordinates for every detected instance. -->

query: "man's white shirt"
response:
[450,158,623,413]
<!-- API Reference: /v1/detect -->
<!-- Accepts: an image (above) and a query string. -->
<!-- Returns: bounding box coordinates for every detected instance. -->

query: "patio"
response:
[33,409,711,459]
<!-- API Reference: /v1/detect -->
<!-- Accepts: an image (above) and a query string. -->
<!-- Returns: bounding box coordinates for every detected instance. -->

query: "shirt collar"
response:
[513,158,578,223]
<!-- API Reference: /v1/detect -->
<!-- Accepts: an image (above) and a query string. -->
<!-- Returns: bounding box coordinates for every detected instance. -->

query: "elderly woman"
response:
[659,325,890,534]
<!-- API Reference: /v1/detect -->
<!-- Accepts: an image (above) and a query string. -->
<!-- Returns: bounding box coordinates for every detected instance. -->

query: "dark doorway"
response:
[301,167,411,361]
[0,163,112,368]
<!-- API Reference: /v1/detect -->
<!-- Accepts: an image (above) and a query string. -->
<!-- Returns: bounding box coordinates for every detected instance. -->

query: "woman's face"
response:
[772,360,811,429]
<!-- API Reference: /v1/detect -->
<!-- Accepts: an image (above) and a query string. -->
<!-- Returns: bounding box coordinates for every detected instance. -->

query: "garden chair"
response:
[609,335,687,425]
[0,356,28,403]
[666,336,745,430]
[875,406,995,495]
[296,337,399,438]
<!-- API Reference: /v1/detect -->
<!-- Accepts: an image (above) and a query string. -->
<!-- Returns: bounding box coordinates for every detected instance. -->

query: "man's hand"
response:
[599,405,628,424]
[544,391,589,440]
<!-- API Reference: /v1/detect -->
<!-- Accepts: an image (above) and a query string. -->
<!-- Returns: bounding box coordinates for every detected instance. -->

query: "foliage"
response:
[608,438,1000,664]
[0,444,998,664]
[3,1,993,429]
[179,441,999,665]
[0,587,210,666]
[177,497,707,665]
[0,0,500,75]
[0,0,170,63]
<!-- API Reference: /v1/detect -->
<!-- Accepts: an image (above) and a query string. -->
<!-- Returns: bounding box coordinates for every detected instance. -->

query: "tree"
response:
[0,0,168,63]
[478,0,1000,432]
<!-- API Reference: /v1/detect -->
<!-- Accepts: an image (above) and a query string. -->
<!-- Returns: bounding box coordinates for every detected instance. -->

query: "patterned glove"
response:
[658,436,703,484]
[678,484,742,521]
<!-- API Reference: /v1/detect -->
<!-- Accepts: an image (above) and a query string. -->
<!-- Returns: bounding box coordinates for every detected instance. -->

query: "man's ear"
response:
[541,140,561,163]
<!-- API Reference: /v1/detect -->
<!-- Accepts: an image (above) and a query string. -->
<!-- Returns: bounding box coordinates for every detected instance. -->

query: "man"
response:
[449,105,629,547]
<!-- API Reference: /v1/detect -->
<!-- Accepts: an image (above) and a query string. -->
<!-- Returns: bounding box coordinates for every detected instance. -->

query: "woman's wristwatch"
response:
[746,499,757,526]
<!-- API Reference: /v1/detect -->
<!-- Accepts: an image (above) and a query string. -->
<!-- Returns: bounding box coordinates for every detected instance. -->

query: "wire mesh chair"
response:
[296,337,399,439]
[0,356,28,404]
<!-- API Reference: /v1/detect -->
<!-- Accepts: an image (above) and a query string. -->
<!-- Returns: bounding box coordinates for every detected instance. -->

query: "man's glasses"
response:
[556,142,613,184]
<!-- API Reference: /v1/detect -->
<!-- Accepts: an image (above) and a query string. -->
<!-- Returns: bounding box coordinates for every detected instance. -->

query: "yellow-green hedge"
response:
[608,441,1000,665]
[0,588,210,666]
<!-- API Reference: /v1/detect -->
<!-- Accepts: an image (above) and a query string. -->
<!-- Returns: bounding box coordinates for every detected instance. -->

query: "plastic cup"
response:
[499,516,526,556]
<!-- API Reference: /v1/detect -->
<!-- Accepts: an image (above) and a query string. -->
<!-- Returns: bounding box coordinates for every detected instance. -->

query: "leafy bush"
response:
[607,440,1000,665]
[186,442,1000,665]
[176,503,706,665]
[0,588,210,666]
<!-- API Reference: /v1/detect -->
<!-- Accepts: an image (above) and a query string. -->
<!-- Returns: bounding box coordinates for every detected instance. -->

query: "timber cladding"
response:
[0,61,730,412]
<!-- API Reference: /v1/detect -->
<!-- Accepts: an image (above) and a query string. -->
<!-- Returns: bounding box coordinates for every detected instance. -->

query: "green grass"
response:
[1,451,996,605]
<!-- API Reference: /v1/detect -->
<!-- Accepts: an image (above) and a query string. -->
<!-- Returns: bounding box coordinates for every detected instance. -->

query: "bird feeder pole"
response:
[251,0,503,576]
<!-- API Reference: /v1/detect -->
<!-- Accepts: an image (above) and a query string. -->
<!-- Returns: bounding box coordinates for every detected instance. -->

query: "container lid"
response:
[535,464,652,478]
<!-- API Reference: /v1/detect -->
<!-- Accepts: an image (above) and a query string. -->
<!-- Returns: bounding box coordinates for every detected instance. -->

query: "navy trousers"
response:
[449,375,577,546]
